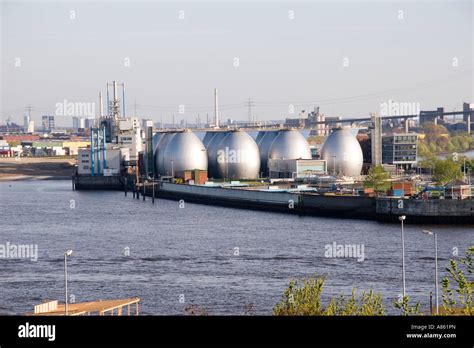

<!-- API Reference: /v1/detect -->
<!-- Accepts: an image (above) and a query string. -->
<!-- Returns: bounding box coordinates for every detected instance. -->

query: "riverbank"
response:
[0,157,76,181]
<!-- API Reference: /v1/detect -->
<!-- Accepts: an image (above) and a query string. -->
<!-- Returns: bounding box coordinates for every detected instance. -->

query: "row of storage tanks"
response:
[153,128,364,179]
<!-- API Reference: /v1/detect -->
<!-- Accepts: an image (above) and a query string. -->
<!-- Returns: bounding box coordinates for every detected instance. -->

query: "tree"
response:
[417,124,473,157]
[364,165,390,193]
[422,122,449,141]
[428,142,438,154]
[418,142,430,157]
[432,159,463,185]
[442,246,473,315]
[422,122,449,143]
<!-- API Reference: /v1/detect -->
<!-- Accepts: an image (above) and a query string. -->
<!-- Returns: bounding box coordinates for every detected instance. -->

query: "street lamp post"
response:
[422,230,439,315]
[399,215,406,297]
[64,249,73,315]
[463,157,467,181]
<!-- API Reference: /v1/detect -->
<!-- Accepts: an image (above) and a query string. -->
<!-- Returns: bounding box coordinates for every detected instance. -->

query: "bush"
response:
[393,295,421,316]
[273,277,385,316]
[442,246,473,315]
[273,278,325,315]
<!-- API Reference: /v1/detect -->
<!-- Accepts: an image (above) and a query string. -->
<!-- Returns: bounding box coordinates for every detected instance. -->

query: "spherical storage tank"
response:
[202,131,218,148]
[268,129,312,162]
[257,130,280,176]
[320,128,363,177]
[205,131,229,178]
[154,132,175,176]
[155,130,207,176]
[212,130,260,179]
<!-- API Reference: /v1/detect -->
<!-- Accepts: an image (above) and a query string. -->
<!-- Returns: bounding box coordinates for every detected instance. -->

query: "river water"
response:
[0,180,473,315]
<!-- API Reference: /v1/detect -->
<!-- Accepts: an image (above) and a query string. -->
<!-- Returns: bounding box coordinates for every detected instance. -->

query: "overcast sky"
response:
[1,0,472,127]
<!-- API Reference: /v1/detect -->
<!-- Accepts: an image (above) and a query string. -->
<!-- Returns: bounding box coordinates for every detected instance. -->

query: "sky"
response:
[0,0,473,127]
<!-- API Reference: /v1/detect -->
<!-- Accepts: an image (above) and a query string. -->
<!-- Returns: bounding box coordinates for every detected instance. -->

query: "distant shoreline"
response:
[0,157,76,182]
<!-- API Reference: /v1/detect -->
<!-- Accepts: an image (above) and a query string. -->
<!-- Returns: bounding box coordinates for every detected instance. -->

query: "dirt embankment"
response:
[0,157,76,181]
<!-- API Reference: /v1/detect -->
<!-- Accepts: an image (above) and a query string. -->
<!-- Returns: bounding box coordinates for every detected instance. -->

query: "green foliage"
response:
[273,277,385,316]
[418,142,429,157]
[442,277,456,315]
[421,157,463,185]
[393,295,421,316]
[364,165,390,192]
[273,249,474,316]
[273,277,326,315]
[442,246,473,315]
[461,157,474,173]
[325,289,385,316]
[418,123,473,157]
[422,122,449,142]
[432,159,463,185]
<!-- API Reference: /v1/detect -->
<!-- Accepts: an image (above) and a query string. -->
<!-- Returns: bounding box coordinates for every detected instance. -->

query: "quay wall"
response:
[156,183,375,219]
[376,198,474,224]
[155,182,299,214]
[73,176,474,224]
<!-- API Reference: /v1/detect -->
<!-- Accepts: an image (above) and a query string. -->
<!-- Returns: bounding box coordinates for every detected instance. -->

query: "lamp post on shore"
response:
[422,230,439,315]
[64,249,73,315]
[399,215,406,297]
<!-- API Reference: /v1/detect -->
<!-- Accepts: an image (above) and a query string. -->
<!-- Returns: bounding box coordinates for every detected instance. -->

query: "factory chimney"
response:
[113,81,118,103]
[214,88,219,129]
[99,92,104,117]
[111,80,121,120]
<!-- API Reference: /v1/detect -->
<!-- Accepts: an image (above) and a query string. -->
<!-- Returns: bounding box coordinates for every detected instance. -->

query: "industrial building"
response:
[117,120,142,161]
[382,133,418,169]
[285,107,333,135]
[72,117,86,130]
[268,159,327,179]
[42,115,55,132]
[77,146,130,176]
[23,115,34,133]
[324,116,342,129]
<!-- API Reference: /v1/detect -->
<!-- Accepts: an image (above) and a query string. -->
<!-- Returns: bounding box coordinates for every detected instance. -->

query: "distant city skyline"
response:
[1,0,472,127]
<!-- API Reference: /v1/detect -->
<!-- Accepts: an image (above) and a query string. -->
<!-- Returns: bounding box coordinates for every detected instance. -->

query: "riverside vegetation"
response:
[273,247,473,316]
[417,123,473,157]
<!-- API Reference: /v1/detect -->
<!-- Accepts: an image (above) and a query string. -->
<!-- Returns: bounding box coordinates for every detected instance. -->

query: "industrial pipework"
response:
[90,127,107,176]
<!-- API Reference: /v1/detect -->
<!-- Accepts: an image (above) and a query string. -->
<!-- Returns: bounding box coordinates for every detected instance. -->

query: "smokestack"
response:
[106,84,110,116]
[99,92,104,117]
[214,88,219,128]
[122,83,126,118]
[113,81,118,102]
